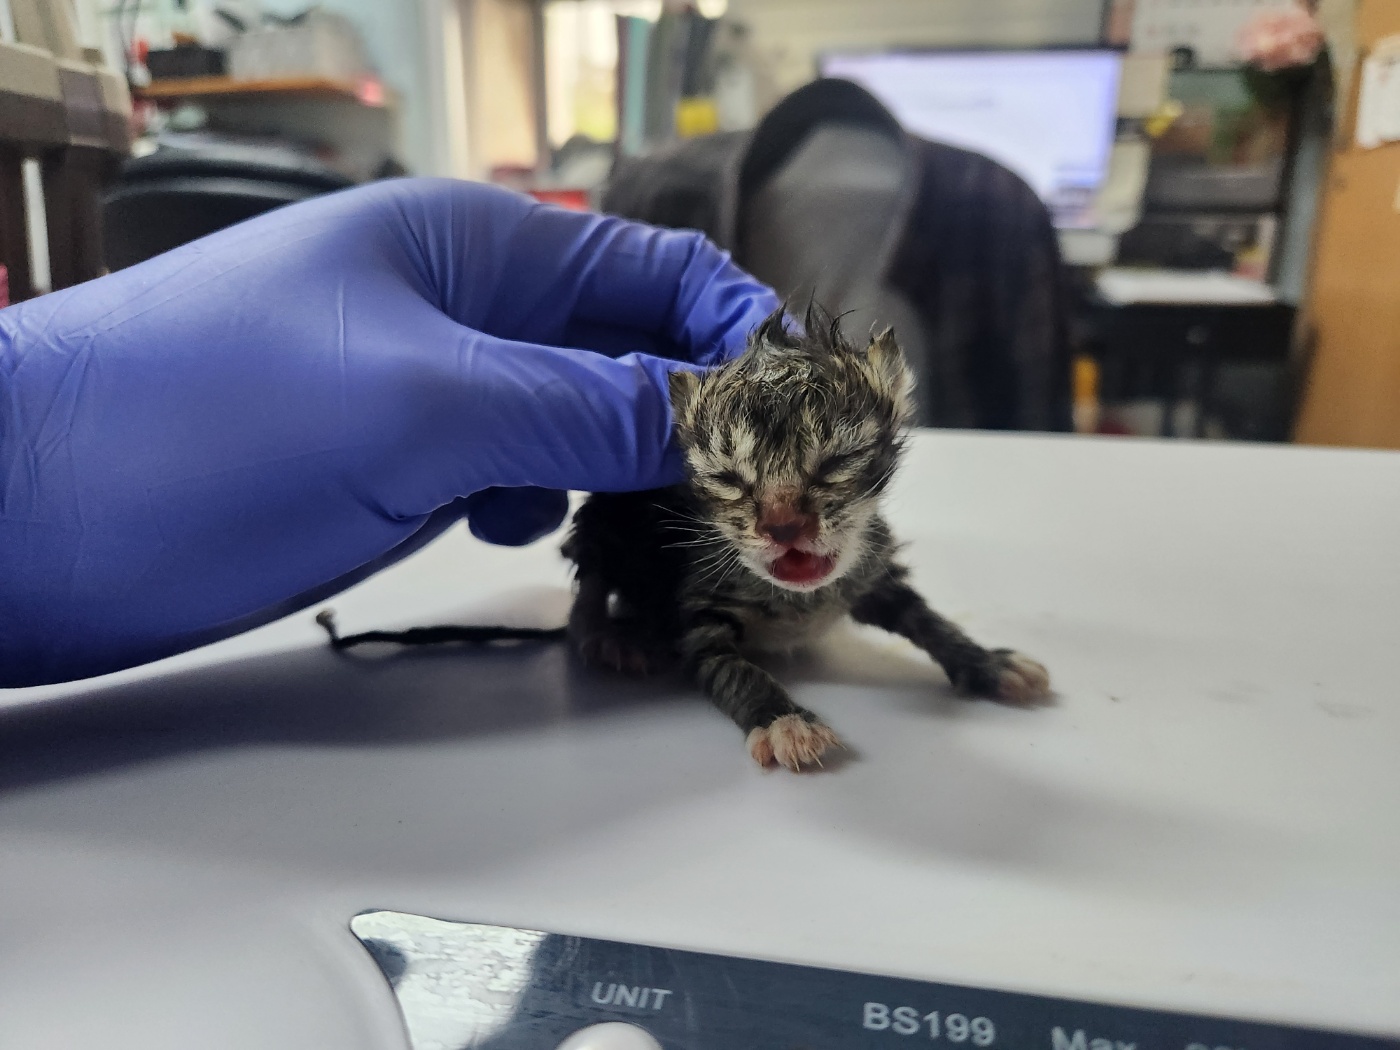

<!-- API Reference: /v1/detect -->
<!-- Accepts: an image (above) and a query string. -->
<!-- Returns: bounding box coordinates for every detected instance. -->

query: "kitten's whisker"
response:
[685,545,731,576]
[691,547,740,582]
[661,537,727,550]
[689,544,743,588]
[667,522,714,535]
[653,504,715,527]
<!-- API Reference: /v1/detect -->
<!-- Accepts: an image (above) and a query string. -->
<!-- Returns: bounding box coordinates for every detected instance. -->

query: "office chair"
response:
[604,78,1073,432]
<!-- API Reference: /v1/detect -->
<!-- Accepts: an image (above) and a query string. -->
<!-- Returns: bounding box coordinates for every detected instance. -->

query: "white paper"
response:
[1355,35,1400,149]
[1130,0,1293,68]
[1096,268,1278,305]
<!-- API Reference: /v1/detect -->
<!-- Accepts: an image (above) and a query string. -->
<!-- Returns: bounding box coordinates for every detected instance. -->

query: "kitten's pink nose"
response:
[763,520,802,545]
[758,507,817,546]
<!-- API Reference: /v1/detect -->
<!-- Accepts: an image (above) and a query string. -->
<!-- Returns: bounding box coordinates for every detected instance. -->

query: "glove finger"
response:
[545,220,779,365]
[264,178,774,365]
[464,487,570,547]
[421,184,779,364]
[370,319,696,515]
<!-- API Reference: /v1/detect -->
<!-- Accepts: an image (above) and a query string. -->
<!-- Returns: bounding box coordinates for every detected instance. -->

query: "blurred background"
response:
[1,0,1396,447]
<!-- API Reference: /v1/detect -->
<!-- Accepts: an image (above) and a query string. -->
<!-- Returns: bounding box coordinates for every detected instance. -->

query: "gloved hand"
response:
[0,177,778,687]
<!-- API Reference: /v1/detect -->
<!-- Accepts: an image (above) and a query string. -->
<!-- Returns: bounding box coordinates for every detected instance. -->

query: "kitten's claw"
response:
[747,714,842,772]
[990,649,1051,705]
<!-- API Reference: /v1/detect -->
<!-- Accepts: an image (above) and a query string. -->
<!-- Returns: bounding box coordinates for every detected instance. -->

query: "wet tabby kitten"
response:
[562,309,1049,771]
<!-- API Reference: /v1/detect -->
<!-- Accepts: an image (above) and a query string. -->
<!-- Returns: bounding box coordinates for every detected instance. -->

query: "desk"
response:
[1078,269,1297,439]
[1,433,1398,1048]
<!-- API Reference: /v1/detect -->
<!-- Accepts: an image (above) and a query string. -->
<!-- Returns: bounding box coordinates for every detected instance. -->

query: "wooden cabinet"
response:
[1296,0,1400,448]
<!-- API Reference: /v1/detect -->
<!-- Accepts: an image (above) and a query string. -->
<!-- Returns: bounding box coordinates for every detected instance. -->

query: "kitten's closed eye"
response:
[704,469,749,499]
[812,450,868,485]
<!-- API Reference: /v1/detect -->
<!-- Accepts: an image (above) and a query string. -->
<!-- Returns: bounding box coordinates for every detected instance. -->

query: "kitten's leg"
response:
[568,574,664,675]
[851,578,1050,704]
[681,610,841,771]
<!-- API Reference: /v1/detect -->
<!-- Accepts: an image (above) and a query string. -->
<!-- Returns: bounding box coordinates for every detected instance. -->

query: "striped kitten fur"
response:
[561,308,1049,771]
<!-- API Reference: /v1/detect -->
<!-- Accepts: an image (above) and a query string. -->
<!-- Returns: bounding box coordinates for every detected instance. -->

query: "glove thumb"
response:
[464,487,571,547]
[380,324,699,517]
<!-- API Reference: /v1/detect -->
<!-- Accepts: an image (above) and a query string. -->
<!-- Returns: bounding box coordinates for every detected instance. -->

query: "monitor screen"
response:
[818,49,1123,229]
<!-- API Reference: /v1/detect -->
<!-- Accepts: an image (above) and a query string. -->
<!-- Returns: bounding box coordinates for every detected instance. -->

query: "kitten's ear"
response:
[866,326,917,421]
[668,369,702,435]
[756,306,798,349]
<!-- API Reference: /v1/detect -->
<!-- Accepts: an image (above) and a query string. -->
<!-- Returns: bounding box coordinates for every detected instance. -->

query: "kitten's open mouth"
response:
[768,548,837,585]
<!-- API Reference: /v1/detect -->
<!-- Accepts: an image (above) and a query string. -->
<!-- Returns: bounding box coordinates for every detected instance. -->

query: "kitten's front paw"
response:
[747,714,842,772]
[987,649,1051,705]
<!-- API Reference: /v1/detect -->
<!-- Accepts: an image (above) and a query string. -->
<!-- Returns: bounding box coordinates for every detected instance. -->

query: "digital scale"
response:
[350,910,1399,1050]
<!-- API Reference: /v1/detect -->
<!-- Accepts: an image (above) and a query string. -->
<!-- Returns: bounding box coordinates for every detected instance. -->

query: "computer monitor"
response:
[817,48,1123,229]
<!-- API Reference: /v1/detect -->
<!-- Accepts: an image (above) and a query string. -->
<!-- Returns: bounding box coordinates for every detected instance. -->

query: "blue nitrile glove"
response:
[0,177,778,687]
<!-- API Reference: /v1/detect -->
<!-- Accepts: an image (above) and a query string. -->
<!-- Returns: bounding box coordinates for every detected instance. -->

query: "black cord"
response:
[315,609,567,651]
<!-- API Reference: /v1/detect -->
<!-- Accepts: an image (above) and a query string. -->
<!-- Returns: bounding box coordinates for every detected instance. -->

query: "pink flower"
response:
[1236,5,1325,72]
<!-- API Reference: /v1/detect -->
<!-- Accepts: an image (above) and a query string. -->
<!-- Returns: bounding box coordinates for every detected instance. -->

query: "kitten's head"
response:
[669,306,915,592]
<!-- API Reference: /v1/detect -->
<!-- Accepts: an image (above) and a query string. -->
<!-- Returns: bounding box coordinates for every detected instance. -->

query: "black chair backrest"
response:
[102,144,354,271]
[603,79,1073,432]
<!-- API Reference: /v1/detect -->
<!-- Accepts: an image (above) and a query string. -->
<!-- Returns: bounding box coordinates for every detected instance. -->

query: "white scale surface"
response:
[1,432,1398,1048]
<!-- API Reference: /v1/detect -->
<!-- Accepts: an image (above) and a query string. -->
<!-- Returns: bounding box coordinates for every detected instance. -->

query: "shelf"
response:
[137,75,388,107]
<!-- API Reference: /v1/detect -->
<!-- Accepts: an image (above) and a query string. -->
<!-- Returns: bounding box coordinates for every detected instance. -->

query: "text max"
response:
[1051,1029,1136,1050]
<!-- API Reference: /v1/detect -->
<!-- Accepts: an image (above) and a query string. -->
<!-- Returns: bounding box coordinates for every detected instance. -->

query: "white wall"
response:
[260,0,434,173]
[68,0,442,174]
[728,0,1106,94]
[303,0,1111,175]
[69,0,1107,178]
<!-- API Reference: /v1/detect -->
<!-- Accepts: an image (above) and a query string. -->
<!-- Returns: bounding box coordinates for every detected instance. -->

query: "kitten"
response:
[562,308,1049,771]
